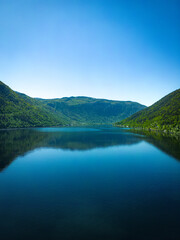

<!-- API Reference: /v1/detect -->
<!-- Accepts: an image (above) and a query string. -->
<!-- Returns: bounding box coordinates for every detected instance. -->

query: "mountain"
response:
[0,81,67,128]
[0,81,146,128]
[37,96,146,125]
[115,88,180,133]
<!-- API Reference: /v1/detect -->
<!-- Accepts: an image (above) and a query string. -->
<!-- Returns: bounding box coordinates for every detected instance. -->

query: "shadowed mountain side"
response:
[124,129,180,161]
[0,128,142,171]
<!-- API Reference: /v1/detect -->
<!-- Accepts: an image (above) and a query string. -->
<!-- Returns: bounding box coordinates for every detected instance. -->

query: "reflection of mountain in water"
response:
[0,128,141,171]
[126,129,180,161]
[1,128,179,172]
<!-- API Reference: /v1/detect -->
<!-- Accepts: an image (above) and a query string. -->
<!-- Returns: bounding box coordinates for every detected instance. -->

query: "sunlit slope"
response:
[116,89,180,132]
[0,81,66,128]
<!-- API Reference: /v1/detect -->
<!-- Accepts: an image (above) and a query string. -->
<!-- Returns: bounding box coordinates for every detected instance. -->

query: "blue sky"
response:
[0,0,179,106]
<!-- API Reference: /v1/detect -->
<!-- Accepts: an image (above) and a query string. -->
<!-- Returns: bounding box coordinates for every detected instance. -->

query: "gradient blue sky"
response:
[0,0,179,106]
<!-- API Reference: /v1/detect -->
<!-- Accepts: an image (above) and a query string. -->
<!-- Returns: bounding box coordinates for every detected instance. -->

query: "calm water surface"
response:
[0,127,180,240]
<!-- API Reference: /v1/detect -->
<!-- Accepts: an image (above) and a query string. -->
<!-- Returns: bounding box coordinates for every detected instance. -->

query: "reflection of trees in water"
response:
[126,129,180,161]
[0,129,141,171]
[1,128,179,172]
[0,129,46,171]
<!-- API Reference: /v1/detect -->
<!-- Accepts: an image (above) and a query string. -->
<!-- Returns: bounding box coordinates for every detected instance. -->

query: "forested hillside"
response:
[0,81,67,128]
[115,88,180,133]
[0,81,146,128]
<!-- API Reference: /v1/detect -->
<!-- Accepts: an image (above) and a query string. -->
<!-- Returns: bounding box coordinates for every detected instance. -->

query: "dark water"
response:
[0,127,180,240]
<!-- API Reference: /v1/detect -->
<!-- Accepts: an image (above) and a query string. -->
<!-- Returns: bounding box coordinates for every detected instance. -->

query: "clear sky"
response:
[0,0,179,106]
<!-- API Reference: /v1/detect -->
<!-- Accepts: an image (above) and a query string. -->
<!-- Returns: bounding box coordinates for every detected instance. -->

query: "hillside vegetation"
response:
[0,81,146,128]
[0,81,67,128]
[39,97,145,125]
[115,88,180,133]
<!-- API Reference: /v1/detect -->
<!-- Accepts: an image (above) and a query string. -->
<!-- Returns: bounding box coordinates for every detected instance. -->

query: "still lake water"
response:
[0,127,180,240]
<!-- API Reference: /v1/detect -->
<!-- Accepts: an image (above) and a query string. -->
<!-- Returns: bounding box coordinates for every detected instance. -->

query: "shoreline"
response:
[115,125,180,136]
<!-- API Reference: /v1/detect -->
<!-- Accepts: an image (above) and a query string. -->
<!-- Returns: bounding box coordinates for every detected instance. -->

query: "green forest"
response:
[115,88,180,133]
[1,81,180,132]
[0,81,145,128]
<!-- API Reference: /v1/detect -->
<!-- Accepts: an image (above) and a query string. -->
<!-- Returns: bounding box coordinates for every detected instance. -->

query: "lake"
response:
[0,127,180,240]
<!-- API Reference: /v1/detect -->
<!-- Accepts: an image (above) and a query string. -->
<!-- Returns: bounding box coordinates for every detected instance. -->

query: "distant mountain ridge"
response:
[37,96,146,126]
[0,81,146,128]
[115,88,180,133]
